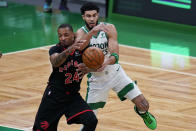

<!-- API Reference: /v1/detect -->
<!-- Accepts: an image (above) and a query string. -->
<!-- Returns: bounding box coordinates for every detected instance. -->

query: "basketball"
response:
[82,47,104,69]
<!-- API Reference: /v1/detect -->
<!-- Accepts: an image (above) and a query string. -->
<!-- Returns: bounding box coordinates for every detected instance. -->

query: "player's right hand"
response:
[77,63,97,77]
[91,23,108,35]
[68,40,86,52]
[77,63,88,78]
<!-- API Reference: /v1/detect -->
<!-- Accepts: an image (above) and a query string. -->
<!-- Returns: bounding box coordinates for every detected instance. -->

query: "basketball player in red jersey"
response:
[33,23,97,131]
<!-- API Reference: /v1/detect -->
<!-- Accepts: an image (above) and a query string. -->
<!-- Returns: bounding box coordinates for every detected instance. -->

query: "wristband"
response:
[110,53,119,64]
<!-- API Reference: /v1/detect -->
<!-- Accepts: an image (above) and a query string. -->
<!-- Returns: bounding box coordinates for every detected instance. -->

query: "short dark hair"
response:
[80,2,99,15]
[58,23,73,32]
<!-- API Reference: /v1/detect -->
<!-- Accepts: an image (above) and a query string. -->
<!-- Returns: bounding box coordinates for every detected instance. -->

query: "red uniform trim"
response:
[67,109,93,122]
[70,50,75,55]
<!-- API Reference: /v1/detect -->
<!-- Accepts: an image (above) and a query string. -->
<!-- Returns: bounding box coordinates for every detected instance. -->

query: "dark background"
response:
[113,0,196,26]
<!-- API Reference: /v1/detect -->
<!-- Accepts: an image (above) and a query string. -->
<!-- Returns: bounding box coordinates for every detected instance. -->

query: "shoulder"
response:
[101,22,116,31]
[77,25,89,35]
[49,44,62,55]
[76,26,87,40]
[49,44,59,51]
[106,23,116,29]
[76,27,85,35]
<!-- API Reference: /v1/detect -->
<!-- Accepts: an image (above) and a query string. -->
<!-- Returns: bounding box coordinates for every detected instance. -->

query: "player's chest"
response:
[90,32,107,44]
[60,51,82,72]
[89,32,108,50]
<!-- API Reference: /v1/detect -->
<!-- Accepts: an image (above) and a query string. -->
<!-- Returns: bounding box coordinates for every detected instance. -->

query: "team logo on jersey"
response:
[101,33,105,38]
[59,60,79,72]
[40,121,49,129]
[75,50,81,56]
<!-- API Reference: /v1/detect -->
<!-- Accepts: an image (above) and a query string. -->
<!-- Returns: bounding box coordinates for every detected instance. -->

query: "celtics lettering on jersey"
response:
[81,24,109,55]
[89,31,108,55]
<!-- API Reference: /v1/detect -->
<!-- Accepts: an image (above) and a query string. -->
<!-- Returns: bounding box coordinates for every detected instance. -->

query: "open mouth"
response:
[89,23,95,26]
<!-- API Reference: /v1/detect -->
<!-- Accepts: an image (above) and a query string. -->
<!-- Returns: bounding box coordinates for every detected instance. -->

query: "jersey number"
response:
[65,72,79,84]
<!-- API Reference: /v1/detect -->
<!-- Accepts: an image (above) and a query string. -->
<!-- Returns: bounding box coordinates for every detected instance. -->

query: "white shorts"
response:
[86,65,142,110]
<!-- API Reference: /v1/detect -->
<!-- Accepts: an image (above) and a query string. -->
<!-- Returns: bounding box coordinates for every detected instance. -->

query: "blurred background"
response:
[0,0,196,57]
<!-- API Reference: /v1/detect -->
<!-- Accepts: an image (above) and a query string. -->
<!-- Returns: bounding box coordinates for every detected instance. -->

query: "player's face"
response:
[82,10,99,30]
[58,27,74,47]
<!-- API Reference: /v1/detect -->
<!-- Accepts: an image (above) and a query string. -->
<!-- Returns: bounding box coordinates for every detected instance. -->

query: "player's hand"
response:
[77,63,89,78]
[77,63,97,78]
[96,63,107,72]
[91,23,109,35]
[68,40,86,52]
[75,40,86,50]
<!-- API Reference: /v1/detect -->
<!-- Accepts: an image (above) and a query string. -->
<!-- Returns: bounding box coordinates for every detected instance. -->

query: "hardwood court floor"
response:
[0,45,196,131]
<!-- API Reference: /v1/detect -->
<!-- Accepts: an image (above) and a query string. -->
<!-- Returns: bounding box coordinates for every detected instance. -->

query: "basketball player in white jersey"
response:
[76,2,157,130]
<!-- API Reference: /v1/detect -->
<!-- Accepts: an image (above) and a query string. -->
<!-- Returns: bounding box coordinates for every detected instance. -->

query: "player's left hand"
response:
[77,63,98,78]
[96,63,107,72]
[71,40,86,51]
[77,63,89,78]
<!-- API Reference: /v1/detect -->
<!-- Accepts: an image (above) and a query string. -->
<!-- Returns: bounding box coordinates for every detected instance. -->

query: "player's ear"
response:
[82,15,85,20]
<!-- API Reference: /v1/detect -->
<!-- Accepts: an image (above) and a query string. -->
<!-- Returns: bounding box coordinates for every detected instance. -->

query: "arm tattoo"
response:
[52,49,70,67]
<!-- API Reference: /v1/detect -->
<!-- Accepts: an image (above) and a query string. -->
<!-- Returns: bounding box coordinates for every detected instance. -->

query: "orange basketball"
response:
[82,47,104,69]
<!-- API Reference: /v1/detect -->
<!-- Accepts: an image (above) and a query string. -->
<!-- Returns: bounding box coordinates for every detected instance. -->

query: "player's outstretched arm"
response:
[50,40,84,67]
[107,24,119,64]
[77,63,97,78]
[50,49,71,67]
[76,24,108,50]
[75,29,92,50]
[97,24,119,72]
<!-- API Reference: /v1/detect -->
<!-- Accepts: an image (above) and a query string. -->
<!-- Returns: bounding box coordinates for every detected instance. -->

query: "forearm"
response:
[108,42,119,65]
[51,49,71,67]
[80,30,95,50]
[87,67,97,72]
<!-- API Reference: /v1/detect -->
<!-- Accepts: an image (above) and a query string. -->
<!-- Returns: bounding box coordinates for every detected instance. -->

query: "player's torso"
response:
[49,48,82,91]
[89,31,109,56]
[81,24,120,80]
[82,25,109,56]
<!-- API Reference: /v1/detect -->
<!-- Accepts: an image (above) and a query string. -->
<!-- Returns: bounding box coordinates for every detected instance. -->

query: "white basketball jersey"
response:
[81,23,120,80]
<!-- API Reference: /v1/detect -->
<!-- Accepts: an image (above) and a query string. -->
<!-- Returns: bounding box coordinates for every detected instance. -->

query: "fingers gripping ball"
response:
[82,47,104,69]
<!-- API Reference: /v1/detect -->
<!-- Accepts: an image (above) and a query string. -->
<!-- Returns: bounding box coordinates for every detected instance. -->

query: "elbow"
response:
[52,62,61,67]
[50,60,61,67]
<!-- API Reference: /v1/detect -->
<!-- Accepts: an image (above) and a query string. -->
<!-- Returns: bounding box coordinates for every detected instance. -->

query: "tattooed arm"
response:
[50,40,84,67]
[50,48,72,67]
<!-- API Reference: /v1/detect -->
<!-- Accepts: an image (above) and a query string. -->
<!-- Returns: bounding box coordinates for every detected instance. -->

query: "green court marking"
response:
[0,126,24,131]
